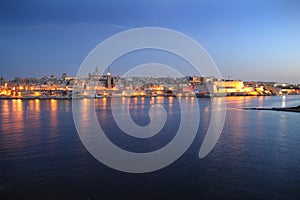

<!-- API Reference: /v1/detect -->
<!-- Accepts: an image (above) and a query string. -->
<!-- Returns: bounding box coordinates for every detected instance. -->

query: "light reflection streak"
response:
[24,100,41,130]
[102,97,107,110]
[258,96,264,107]
[11,99,24,133]
[132,97,138,110]
[278,113,287,142]
[50,99,58,132]
[121,97,127,110]
[223,97,248,153]
[141,97,145,110]
[281,96,286,108]
[1,100,10,133]
[168,97,173,114]
[156,96,164,104]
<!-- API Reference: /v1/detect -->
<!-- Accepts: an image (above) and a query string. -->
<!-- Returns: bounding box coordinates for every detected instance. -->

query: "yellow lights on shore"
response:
[1,77,299,99]
[128,91,146,97]
[0,90,8,95]
[149,85,164,91]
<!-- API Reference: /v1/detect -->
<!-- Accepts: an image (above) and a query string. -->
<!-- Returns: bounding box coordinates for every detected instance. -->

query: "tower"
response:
[107,68,111,89]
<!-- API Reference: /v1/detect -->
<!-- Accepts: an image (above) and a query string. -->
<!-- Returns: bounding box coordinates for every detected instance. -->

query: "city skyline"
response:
[1,0,300,83]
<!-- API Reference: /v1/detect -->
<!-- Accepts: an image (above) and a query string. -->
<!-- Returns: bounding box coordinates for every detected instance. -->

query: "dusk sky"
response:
[0,0,300,83]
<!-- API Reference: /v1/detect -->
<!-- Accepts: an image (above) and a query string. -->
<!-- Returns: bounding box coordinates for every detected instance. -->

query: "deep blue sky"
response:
[0,0,299,83]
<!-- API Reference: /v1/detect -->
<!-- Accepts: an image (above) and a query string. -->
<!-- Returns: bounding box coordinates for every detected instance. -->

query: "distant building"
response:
[91,67,117,89]
[92,67,101,78]
[61,73,67,80]
[194,81,254,96]
[213,81,244,93]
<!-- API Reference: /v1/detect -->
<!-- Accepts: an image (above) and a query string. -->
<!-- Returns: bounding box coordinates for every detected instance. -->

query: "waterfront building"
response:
[1,69,299,99]
[194,81,258,96]
[213,81,244,93]
[91,67,116,90]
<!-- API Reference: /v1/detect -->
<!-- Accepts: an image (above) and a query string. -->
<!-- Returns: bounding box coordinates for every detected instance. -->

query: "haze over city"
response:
[0,0,300,83]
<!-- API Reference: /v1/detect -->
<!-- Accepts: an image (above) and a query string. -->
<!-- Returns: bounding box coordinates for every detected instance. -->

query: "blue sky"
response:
[0,0,299,83]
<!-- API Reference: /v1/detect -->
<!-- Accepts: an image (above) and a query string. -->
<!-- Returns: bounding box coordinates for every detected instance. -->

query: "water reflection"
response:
[168,97,173,114]
[34,99,40,112]
[1,100,10,133]
[102,97,107,110]
[141,97,145,110]
[25,99,41,129]
[278,113,287,141]
[281,96,286,108]
[50,99,58,132]
[228,98,246,148]
[81,99,92,130]
[0,100,26,150]
[258,96,264,107]
[11,99,24,133]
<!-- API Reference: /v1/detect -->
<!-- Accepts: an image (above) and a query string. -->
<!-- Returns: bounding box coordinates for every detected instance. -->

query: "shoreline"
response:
[0,95,277,100]
[0,94,298,100]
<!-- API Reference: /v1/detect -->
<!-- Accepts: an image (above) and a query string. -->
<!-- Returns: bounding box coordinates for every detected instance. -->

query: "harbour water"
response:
[0,96,300,199]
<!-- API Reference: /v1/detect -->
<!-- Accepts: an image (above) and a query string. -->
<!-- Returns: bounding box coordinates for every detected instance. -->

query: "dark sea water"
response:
[0,96,300,200]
